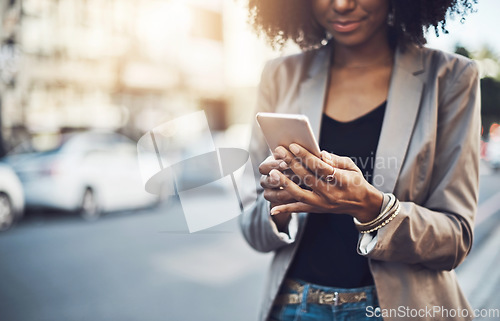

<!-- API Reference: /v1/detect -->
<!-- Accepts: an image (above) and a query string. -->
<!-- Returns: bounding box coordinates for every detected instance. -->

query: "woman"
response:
[240,0,480,320]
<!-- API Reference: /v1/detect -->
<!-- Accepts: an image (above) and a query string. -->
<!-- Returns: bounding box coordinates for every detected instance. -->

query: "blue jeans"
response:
[269,278,382,321]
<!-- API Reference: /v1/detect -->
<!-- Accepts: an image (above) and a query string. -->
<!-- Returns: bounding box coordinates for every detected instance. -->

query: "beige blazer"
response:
[240,43,481,321]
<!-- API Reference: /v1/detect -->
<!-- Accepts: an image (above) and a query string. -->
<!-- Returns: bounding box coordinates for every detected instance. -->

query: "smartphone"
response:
[256,112,321,158]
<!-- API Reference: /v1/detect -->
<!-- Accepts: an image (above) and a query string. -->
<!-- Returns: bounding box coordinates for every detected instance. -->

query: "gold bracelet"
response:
[360,201,401,234]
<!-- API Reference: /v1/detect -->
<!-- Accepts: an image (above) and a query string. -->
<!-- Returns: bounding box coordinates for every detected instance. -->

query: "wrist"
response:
[355,188,384,223]
[271,213,292,233]
[270,203,292,233]
[354,194,400,234]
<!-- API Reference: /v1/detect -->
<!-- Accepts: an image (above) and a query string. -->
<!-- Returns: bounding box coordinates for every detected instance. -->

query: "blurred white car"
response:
[4,131,157,220]
[0,162,24,231]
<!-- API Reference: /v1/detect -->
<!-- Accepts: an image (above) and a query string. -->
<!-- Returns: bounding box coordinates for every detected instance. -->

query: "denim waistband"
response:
[271,278,381,320]
[278,278,378,308]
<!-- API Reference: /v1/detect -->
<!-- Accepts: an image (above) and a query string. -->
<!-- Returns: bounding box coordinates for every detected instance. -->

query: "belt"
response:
[274,279,368,306]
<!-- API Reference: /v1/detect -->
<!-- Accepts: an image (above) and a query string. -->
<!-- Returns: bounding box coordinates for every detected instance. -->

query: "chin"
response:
[331,35,369,48]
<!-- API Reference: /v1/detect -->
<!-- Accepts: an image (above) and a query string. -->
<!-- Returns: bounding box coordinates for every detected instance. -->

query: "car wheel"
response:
[0,193,14,231]
[80,189,101,221]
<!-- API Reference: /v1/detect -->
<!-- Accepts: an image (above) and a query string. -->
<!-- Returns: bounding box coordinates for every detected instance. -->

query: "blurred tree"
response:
[455,45,471,58]
[455,45,500,139]
[476,45,499,61]
[480,77,500,139]
[476,46,500,81]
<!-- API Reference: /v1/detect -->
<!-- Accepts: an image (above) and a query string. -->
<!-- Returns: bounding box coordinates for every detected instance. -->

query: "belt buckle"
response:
[319,291,339,306]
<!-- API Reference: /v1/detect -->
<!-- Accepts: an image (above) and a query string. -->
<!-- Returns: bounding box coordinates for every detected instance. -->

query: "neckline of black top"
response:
[323,100,387,125]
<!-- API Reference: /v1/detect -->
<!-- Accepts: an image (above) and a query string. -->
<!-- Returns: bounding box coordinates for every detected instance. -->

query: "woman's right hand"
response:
[259,155,297,231]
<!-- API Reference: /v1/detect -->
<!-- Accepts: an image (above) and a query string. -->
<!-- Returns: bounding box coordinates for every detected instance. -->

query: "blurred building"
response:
[0,0,278,153]
[0,0,21,155]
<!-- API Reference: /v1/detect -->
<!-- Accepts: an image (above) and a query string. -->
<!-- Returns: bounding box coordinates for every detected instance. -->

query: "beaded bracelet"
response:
[359,201,401,234]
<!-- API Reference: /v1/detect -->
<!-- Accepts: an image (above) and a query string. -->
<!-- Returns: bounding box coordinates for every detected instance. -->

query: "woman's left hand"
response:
[270,143,384,223]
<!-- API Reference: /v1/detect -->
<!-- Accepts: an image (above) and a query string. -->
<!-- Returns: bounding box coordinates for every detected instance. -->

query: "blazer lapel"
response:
[374,45,424,193]
[298,44,332,140]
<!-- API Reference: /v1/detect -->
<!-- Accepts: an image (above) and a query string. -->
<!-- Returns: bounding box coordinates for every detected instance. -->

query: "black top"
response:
[286,101,386,288]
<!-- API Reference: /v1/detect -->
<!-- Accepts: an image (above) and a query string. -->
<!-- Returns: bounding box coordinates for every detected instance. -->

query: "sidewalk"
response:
[456,167,500,319]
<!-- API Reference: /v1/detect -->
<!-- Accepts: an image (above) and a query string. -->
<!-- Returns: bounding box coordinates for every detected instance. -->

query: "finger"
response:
[318,167,356,190]
[269,169,321,205]
[263,188,296,205]
[275,146,329,191]
[320,151,362,175]
[270,202,317,215]
[284,168,302,185]
[259,157,288,175]
[289,144,335,178]
[260,174,282,189]
[281,146,357,198]
[261,170,300,189]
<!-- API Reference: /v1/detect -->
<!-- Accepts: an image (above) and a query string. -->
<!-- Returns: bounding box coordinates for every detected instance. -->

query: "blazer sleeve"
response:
[358,60,481,271]
[239,59,299,253]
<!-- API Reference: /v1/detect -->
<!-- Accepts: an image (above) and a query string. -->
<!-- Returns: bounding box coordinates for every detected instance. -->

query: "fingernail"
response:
[279,161,288,170]
[270,169,280,181]
[271,209,280,215]
[289,144,299,155]
[322,151,332,160]
[274,147,285,159]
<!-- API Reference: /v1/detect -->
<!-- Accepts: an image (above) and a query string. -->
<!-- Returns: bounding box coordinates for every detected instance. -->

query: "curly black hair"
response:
[248,0,477,50]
